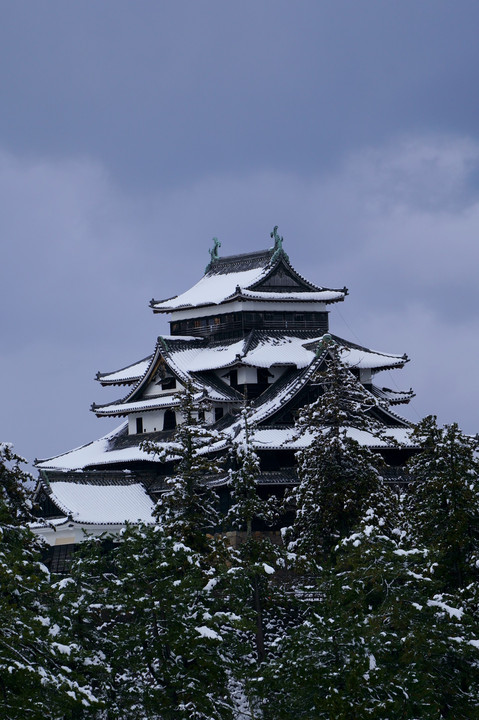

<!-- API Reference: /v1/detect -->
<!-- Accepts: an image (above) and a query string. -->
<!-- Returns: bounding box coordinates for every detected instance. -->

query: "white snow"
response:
[239,288,344,302]
[167,334,405,373]
[95,394,182,416]
[153,266,270,310]
[427,598,464,620]
[195,626,222,641]
[47,480,155,524]
[99,357,153,383]
[249,426,414,451]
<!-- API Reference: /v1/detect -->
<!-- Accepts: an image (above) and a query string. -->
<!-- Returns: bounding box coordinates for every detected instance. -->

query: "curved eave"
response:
[223,289,346,304]
[96,354,154,386]
[371,385,415,405]
[330,335,410,373]
[92,395,182,418]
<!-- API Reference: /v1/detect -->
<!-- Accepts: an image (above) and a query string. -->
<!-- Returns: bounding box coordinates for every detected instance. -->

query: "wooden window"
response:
[215,407,224,422]
[163,409,176,431]
[161,377,176,391]
[136,417,143,434]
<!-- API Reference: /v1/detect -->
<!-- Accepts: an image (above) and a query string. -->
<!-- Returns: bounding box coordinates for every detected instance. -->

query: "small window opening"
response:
[214,407,224,422]
[161,376,176,391]
[136,417,143,434]
[257,368,270,385]
[163,409,177,431]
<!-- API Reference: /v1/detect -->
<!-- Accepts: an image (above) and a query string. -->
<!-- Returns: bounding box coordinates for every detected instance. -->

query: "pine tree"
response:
[407,416,479,592]
[62,523,236,720]
[265,481,479,719]
[222,403,297,717]
[55,383,238,719]
[142,381,223,552]
[0,443,96,719]
[226,402,276,539]
[285,339,387,563]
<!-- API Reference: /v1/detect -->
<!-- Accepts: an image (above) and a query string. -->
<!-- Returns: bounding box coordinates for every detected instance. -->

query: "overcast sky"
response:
[1,1,479,469]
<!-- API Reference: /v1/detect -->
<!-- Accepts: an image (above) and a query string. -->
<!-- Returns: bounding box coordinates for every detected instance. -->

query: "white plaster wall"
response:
[237,366,258,385]
[32,521,135,546]
[170,299,328,321]
[128,410,165,434]
[359,368,372,384]
[143,378,180,397]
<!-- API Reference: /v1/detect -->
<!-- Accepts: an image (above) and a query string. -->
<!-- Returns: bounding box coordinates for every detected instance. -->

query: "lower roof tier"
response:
[36,420,418,473]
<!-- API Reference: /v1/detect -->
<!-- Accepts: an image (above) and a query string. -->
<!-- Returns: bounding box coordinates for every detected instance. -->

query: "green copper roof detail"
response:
[205,237,221,273]
[270,225,289,264]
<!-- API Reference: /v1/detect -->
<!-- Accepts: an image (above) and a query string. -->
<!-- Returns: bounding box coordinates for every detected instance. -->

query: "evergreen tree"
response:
[226,402,276,539]
[143,381,222,552]
[56,382,237,718]
[265,482,479,719]
[407,416,479,592]
[0,443,96,719]
[285,339,387,563]
[62,524,236,720]
[224,403,297,717]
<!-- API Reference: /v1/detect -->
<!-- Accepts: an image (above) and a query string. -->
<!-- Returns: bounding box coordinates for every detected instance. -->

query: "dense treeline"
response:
[1,352,479,719]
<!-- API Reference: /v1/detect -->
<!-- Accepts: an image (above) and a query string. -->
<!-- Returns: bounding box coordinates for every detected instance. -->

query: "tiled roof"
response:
[43,479,155,524]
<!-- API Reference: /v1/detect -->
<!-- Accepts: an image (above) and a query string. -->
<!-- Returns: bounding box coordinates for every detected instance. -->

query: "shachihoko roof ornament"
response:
[205,237,222,273]
[270,225,289,264]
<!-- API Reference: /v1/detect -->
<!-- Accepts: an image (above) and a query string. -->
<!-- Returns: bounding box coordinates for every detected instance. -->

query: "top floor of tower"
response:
[150,228,348,341]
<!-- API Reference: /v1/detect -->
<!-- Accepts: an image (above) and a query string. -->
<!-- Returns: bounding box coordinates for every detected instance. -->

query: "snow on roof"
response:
[171,339,245,373]
[36,420,229,472]
[244,335,320,369]
[239,288,344,302]
[250,426,416,450]
[341,345,406,370]
[166,334,405,374]
[47,481,155,524]
[152,265,270,311]
[98,356,153,384]
[36,423,151,471]
[94,394,182,417]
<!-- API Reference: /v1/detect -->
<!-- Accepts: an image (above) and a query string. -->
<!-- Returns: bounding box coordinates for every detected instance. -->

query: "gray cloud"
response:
[2,3,479,189]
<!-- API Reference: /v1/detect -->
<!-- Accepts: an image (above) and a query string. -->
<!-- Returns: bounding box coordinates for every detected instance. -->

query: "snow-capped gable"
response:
[151,245,346,313]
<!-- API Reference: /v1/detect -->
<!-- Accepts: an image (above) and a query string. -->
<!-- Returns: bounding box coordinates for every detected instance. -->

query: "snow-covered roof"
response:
[94,394,182,417]
[45,480,155,524]
[36,423,154,471]
[249,426,417,451]
[151,246,345,312]
[238,288,344,302]
[158,333,407,375]
[97,356,153,385]
[36,421,230,472]
[153,265,271,311]
[91,331,409,419]
[371,386,415,405]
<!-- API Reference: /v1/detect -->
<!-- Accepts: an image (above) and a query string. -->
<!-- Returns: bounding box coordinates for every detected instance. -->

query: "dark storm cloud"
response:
[2,2,479,189]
